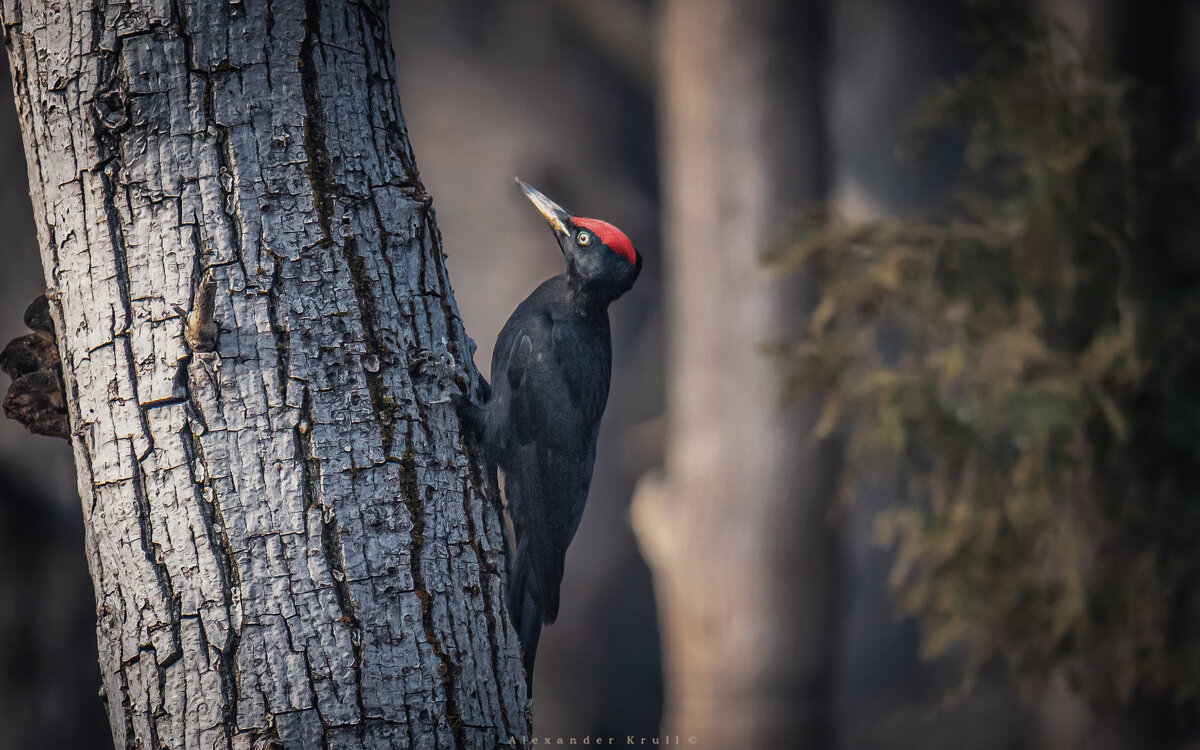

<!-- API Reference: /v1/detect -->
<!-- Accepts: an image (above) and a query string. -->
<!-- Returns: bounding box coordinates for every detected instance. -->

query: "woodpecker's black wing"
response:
[504,311,608,608]
[492,295,609,683]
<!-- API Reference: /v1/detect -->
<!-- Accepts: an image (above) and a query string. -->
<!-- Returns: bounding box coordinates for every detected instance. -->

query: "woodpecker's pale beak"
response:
[516,178,571,239]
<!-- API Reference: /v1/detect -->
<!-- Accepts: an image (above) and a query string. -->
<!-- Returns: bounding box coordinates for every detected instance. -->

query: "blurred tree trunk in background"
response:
[633,0,839,747]
[1,0,526,747]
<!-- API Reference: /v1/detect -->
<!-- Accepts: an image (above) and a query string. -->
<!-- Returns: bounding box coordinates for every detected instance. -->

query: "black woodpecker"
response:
[456,179,642,694]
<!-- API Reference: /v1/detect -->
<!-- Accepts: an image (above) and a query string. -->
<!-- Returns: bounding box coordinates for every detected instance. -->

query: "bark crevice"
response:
[396,439,467,747]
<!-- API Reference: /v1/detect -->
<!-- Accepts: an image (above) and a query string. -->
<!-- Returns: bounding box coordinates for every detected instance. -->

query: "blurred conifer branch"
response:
[775,0,1200,709]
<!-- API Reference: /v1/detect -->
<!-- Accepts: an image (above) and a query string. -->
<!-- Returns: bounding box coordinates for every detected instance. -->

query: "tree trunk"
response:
[632,1,839,747]
[0,0,527,747]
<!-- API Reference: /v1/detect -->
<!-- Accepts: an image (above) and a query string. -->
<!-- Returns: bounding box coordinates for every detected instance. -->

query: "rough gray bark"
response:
[632,1,839,748]
[0,0,527,747]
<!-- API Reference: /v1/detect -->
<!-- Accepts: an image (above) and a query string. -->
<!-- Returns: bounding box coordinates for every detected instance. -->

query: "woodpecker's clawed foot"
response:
[409,346,464,405]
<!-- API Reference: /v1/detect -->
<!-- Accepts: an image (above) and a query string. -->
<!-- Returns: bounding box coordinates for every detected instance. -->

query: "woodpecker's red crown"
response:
[572,217,637,266]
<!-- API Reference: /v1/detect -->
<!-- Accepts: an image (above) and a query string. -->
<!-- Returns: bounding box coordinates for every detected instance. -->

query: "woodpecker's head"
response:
[517,178,642,301]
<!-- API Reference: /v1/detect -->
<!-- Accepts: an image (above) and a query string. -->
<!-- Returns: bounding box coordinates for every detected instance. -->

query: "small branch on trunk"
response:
[0,295,67,439]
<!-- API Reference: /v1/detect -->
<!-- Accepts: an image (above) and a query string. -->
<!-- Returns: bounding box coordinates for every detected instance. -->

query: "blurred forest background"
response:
[3,0,1200,748]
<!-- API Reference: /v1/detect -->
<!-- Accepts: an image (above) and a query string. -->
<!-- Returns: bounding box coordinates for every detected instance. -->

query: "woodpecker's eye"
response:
[576,231,592,247]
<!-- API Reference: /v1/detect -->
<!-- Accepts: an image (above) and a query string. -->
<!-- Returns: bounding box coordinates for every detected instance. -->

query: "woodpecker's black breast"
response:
[490,278,610,598]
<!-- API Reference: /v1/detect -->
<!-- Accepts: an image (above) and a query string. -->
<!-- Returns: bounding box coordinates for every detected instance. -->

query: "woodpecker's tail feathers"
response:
[507,535,543,693]
[504,437,567,692]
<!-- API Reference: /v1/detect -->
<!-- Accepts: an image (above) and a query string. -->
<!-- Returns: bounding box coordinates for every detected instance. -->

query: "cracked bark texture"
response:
[0,0,527,747]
